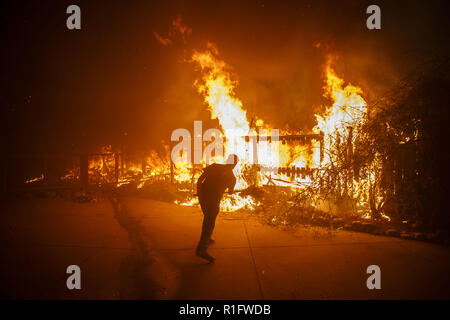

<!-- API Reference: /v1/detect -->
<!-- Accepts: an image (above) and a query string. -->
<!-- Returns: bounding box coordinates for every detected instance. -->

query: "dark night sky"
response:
[1,0,449,154]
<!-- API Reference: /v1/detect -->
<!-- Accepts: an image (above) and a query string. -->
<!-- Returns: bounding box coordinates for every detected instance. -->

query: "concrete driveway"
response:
[1,197,449,299]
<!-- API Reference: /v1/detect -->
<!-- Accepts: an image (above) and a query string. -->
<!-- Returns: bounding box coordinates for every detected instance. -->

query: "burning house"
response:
[12,40,385,221]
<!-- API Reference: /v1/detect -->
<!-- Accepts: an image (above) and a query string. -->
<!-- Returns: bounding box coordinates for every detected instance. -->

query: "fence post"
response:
[114,154,119,184]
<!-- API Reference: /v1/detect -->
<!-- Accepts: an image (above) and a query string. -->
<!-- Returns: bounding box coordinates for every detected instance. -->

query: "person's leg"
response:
[197,196,209,248]
[198,213,213,251]
[196,214,216,262]
[196,199,219,262]
[203,211,218,244]
[204,206,219,242]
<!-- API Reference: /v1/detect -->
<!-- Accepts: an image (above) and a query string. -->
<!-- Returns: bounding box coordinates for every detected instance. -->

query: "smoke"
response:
[4,0,449,154]
[154,16,192,46]
[153,3,423,134]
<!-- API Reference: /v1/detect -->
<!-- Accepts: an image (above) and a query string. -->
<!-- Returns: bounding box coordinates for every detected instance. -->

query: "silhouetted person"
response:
[196,154,238,262]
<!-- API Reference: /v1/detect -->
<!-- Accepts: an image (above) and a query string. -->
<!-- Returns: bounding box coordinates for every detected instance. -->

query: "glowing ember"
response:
[24,174,44,184]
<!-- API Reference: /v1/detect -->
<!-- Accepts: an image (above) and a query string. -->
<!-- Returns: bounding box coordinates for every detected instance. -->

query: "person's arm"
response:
[196,171,207,194]
[226,174,237,194]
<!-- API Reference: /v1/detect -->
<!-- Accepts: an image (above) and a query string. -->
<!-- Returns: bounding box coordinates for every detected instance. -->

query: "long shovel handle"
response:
[193,189,244,197]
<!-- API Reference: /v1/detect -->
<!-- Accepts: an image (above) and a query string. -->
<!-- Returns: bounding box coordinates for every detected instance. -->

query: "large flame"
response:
[39,47,381,218]
[192,44,250,140]
[189,45,335,210]
[191,44,257,210]
[314,61,367,165]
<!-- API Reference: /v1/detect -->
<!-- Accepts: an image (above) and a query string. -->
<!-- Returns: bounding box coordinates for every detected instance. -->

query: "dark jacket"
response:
[197,163,236,204]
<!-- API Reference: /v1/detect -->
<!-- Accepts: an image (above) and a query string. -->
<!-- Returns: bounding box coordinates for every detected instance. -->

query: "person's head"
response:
[226,154,239,168]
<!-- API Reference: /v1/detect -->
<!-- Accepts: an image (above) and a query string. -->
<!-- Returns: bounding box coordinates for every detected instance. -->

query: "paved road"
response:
[1,197,449,299]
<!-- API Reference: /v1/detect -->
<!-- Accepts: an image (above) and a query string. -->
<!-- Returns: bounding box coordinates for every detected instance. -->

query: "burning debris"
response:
[15,23,450,244]
[15,48,402,224]
[24,173,44,184]
[19,48,378,220]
